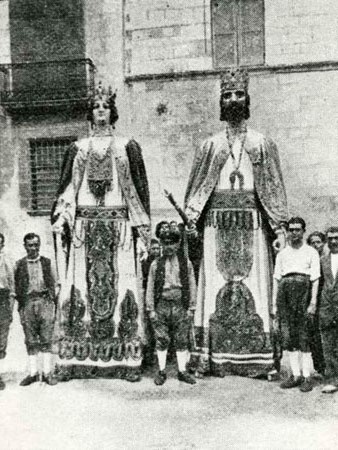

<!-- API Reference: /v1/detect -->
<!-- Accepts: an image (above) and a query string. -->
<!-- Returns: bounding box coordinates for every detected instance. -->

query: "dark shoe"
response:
[280,375,303,389]
[42,373,58,386]
[124,371,141,383]
[20,374,39,387]
[178,371,196,385]
[299,377,313,392]
[154,370,167,386]
[0,377,5,390]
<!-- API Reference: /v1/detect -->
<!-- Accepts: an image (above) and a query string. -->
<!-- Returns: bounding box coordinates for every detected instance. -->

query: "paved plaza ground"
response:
[1,367,338,450]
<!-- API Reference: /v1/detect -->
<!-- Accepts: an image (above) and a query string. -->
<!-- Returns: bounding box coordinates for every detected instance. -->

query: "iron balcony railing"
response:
[0,58,95,112]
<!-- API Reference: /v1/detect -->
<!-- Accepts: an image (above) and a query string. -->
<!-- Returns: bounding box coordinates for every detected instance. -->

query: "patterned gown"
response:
[185,127,288,377]
[52,134,150,378]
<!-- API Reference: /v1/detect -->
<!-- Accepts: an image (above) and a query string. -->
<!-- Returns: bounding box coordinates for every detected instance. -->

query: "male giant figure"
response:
[184,68,288,377]
[52,83,150,382]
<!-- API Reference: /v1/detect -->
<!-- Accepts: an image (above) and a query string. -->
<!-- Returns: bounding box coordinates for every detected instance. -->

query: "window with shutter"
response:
[29,137,76,213]
[212,0,264,68]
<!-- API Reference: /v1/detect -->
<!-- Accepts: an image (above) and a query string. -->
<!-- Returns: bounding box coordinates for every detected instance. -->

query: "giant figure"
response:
[51,83,150,381]
[184,68,288,377]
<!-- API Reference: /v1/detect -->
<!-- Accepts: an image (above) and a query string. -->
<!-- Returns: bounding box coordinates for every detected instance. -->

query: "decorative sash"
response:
[76,206,128,221]
[207,189,257,280]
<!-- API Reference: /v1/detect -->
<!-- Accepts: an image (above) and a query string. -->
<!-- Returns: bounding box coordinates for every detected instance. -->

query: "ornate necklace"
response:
[87,137,114,202]
[226,123,247,190]
[226,123,247,170]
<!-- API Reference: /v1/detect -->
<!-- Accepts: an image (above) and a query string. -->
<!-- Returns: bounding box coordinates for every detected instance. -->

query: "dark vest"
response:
[14,256,55,308]
[154,252,190,310]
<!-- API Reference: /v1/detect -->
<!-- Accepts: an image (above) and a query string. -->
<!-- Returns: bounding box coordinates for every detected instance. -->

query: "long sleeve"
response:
[253,137,288,229]
[52,143,86,231]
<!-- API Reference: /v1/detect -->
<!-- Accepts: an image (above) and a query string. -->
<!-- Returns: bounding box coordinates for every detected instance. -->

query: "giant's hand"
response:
[185,220,198,239]
[52,216,66,234]
[272,225,287,254]
[137,224,151,248]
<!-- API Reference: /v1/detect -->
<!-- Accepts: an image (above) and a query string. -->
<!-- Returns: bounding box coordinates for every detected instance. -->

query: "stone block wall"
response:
[265,0,338,65]
[128,68,338,233]
[0,0,10,64]
[124,0,211,76]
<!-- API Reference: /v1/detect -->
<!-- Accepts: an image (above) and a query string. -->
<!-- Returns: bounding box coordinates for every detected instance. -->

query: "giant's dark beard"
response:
[220,102,247,124]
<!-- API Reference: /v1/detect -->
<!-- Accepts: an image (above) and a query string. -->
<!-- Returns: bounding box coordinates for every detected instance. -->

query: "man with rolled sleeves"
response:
[146,228,197,385]
[273,217,320,392]
[15,233,58,386]
[0,233,15,390]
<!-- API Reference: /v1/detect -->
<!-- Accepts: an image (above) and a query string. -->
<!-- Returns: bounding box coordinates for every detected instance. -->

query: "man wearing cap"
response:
[184,67,288,378]
[146,228,197,385]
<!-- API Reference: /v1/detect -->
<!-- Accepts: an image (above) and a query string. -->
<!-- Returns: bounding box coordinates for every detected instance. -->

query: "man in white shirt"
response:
[319,226,338,393]
[0,233,15,390]
[273,217,320,392]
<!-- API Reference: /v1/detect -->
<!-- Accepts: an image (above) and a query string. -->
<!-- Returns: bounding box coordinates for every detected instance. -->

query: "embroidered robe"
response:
[52,135,150,374]
[185,127,288,377]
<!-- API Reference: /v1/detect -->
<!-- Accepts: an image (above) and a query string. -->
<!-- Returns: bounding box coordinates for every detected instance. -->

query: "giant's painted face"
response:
[220,89,247,123]
[92,98,111,127]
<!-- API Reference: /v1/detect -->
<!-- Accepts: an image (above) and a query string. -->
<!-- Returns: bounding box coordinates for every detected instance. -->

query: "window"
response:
[29,136,76,212]
[212,0,264,68]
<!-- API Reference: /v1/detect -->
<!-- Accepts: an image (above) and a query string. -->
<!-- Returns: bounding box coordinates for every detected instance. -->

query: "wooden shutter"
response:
[212,0,237,68]
[212,0,264,68]
[238,0,264,65]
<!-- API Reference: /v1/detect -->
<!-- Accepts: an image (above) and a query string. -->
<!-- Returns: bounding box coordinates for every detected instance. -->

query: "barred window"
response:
[212,0,264,68]
[29,137,76,212]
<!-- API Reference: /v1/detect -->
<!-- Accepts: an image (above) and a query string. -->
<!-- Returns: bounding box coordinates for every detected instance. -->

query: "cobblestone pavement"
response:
[1,367,338,450]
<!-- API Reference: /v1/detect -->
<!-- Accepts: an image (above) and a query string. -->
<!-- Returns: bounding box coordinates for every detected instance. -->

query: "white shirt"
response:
[331,253,338,279]
[0,250,14,291]
[274,244,320,281]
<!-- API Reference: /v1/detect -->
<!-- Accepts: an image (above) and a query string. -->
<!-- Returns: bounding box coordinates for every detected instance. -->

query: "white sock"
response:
[185,350,191,365]
[0,358,4,376]
[301,352,313,379]
[42,352,52,375]
[29,355,38,376]
[176,351,187,373]
[156,350,167,372]
[289,351,301,377]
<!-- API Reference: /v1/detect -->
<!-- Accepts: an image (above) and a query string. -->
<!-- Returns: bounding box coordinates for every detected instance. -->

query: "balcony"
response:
[0,58,95,114]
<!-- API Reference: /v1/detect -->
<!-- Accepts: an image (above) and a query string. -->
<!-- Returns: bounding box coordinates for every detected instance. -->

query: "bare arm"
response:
[307,279,319,315]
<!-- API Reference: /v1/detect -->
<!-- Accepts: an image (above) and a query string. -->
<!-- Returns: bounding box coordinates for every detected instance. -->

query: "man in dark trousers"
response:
[273,217,320,392]
[307,231,326,376]
[0,233,15,390]
[319,226,338,394]
[15,233,58,386]
[146,229,197,385]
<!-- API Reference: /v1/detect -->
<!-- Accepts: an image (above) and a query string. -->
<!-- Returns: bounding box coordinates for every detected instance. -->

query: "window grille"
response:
[29,136,76,211]
[212,0,264,68]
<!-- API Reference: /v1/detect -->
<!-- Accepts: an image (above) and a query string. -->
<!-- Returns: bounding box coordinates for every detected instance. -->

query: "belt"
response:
[161,288,182,301]
[209,190,256,210]
[282,273,310,278]
[76,206,128,220]
[27,290,49,300]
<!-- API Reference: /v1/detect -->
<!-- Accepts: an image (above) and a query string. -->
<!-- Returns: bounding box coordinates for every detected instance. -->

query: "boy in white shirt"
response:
[273,217,320,392]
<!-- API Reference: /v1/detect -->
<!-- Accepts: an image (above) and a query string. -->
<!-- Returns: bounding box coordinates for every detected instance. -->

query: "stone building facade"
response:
[0,0,337,369]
